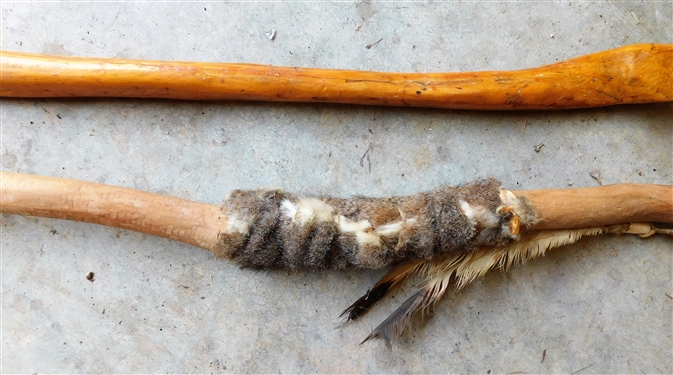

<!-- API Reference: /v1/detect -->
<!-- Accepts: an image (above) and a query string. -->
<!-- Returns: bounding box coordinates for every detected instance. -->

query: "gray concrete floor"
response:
[1,2,672,373]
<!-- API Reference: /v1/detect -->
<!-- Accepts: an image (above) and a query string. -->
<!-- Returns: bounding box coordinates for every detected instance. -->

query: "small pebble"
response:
[86,272,95,282]
[567,180,573,186]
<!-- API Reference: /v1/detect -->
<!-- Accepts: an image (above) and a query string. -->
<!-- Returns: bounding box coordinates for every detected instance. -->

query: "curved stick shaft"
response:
[515,184,673,230]
[1,44,671,109]
[0,171,228,251]
[2,171,671,256]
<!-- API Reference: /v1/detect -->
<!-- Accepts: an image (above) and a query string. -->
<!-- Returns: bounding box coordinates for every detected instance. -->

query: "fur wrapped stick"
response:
[1,44,671,109]
[2,171,672,344]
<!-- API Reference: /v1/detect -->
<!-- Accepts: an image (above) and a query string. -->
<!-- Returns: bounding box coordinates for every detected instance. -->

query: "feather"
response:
[340,260,426,321]
[360,272,454,347]
[428,227,610,291]
[360,226,618,345]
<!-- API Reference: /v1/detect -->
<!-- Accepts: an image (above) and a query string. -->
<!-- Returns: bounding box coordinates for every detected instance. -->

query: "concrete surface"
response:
[1,2,672,373]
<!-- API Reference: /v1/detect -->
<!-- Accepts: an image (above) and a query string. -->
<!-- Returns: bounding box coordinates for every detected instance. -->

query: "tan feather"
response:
[426,226,611,291]
[360,224,663,345]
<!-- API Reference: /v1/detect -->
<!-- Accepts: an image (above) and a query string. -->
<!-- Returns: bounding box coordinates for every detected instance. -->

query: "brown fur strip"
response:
[212,178,538,270]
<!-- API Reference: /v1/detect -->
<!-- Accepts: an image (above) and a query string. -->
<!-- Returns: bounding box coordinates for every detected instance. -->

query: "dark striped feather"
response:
[340,260,426,321]
[360,273,454,347]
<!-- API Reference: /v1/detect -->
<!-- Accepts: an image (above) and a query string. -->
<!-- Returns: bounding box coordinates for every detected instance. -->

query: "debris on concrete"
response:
[366,38,383,49]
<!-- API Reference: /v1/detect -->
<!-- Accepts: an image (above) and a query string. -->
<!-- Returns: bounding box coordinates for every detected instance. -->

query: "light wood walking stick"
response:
[1,44,671,109]
[2,171,671,344]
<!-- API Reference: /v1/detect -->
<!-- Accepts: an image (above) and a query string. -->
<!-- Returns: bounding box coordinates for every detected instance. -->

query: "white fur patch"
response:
[459,200,499,228]
[375,221,403,236]
[297,198,334,224]
[225,215,251,235]
[281,198,335,226]
[501,222,519,240]
[336,215,381,247]
[497,188,531,235]
[459,200,475,222]
[499,188,519,208]
[280,199,298,220]
[375,218,417,237]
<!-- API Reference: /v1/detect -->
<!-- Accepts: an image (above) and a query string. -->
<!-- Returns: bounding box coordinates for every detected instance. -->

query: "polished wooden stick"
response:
[1,171,671,257]
[1,44,671,109]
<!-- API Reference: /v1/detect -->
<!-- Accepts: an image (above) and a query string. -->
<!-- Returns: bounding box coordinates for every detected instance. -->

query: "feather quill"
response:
[340,260,426,321]
[360,272,454,347]
[359,226,631,345]
[447,227,608,290]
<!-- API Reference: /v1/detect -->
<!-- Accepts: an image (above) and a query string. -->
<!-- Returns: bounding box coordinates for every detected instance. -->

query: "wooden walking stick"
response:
[1,44,671,109]
[2,171,671,344]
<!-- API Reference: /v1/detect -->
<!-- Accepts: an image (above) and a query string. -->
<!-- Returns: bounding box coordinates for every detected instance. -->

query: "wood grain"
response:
[515,184,673,230]
[2,44,671,109]
[0,171,228,252]
[2,171,671,255]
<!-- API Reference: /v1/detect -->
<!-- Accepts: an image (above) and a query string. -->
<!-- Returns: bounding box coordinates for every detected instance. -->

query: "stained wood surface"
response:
[1,44,671,109]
